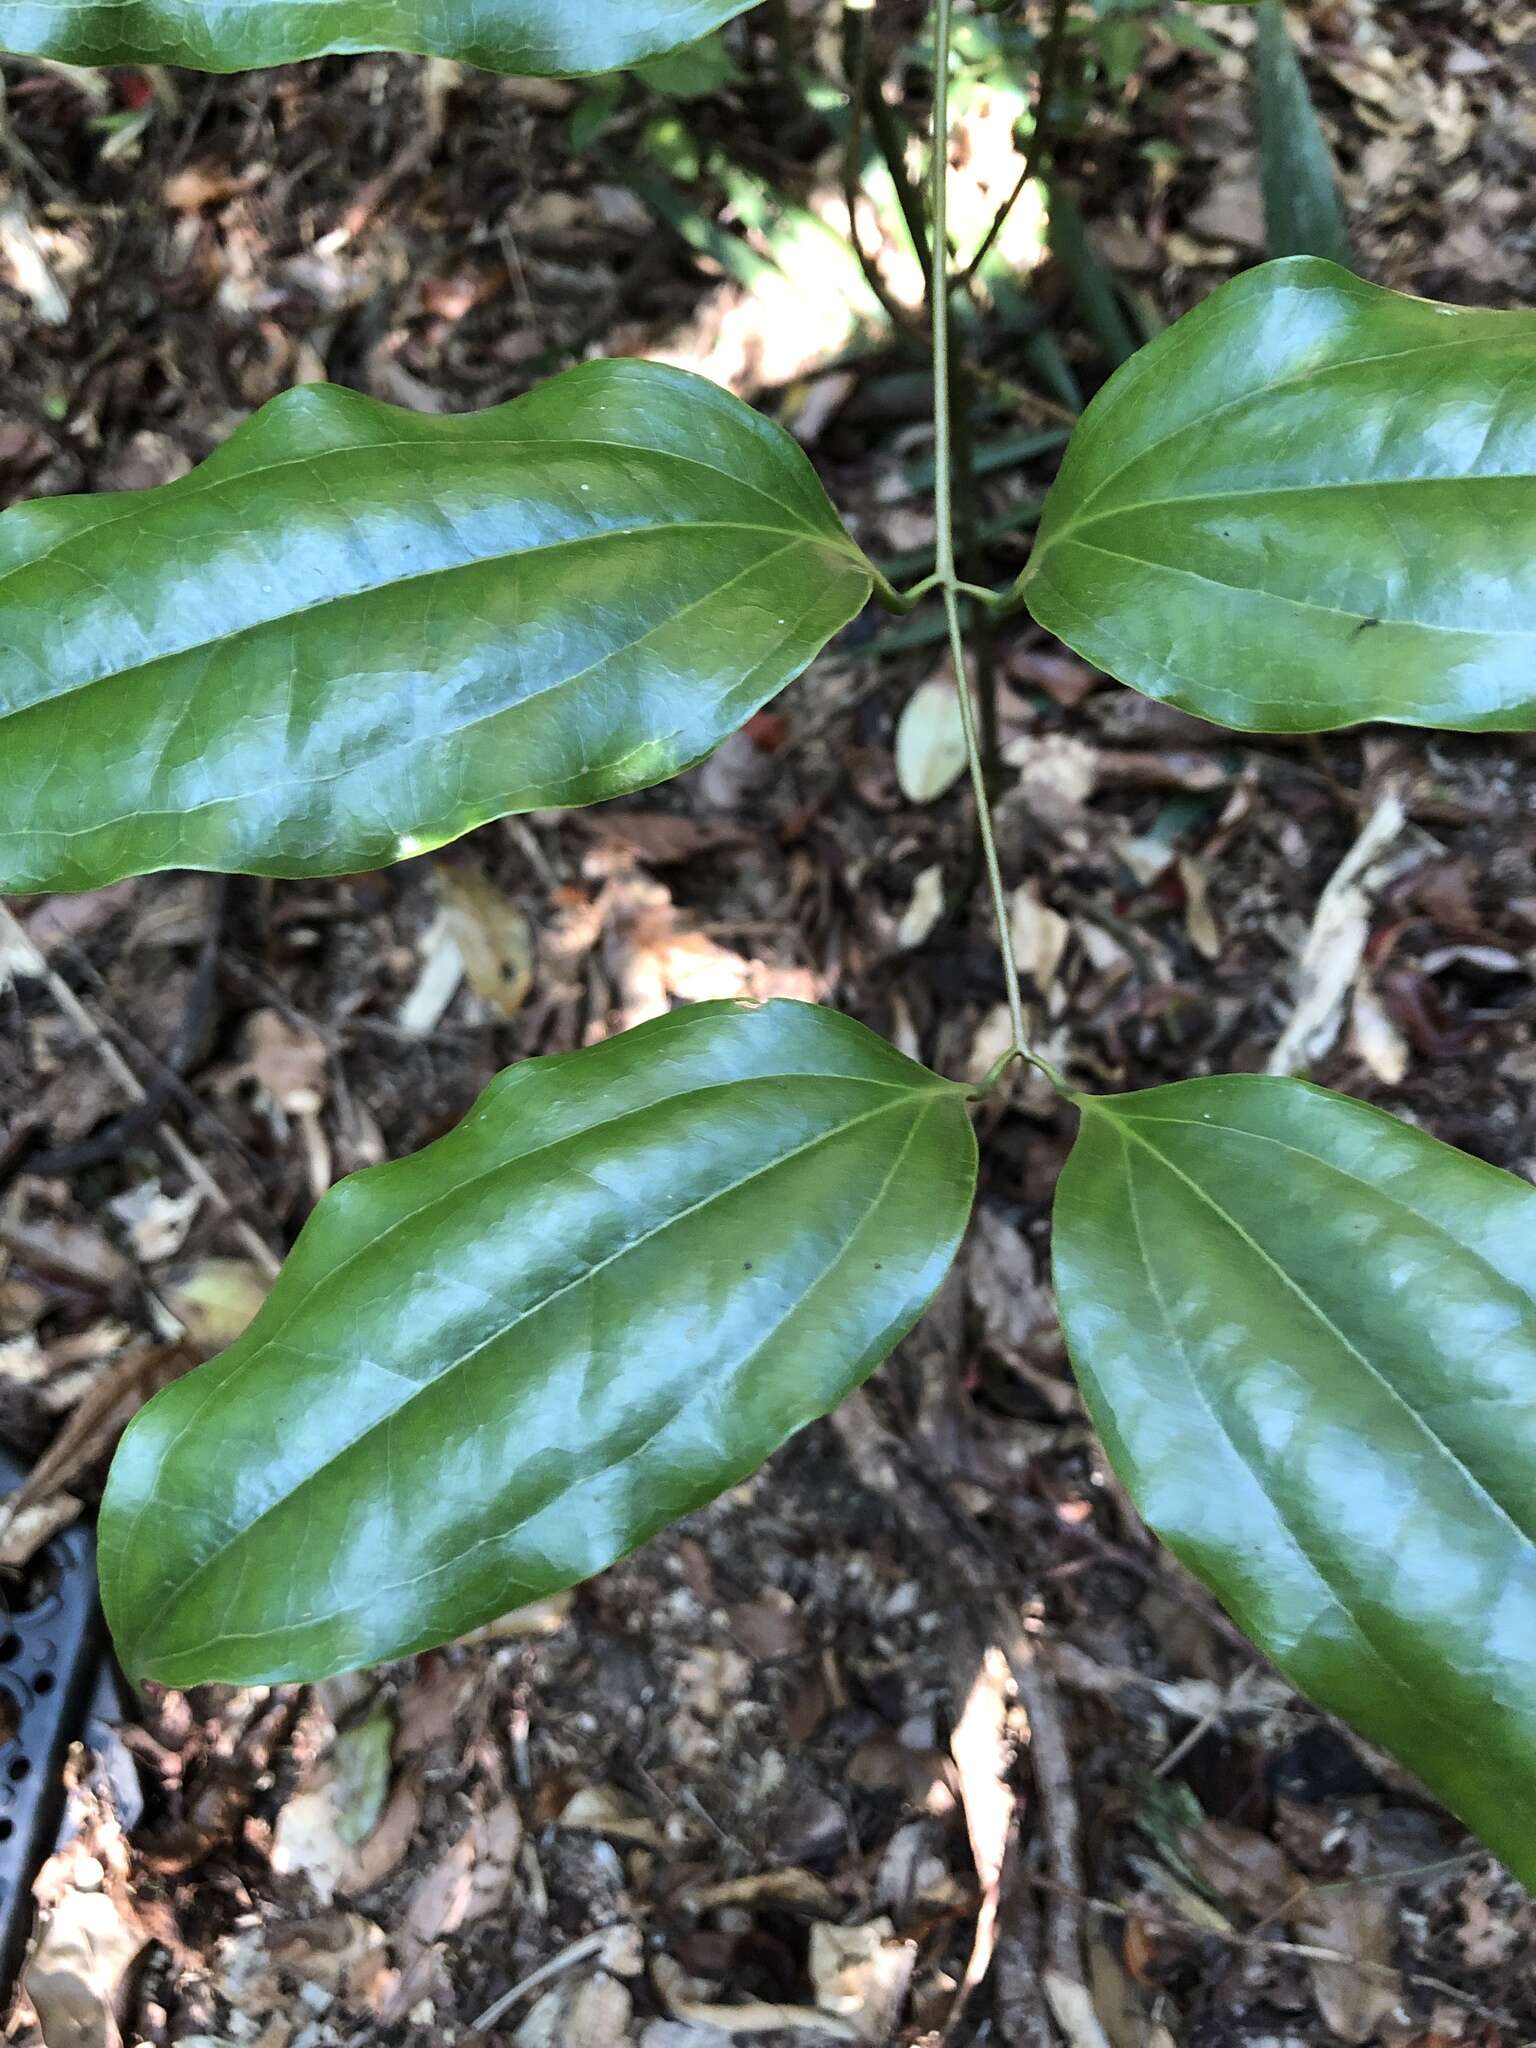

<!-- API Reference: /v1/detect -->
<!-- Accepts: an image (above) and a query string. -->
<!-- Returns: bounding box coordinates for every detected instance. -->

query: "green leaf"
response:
[0,0,759,76]
[0,360,871,893]
[635,28,742,96]
[1255,0,1351,265]
[1022,257,1536,733]
[1053,1074,1536,1882]
[100,1000,977,1687]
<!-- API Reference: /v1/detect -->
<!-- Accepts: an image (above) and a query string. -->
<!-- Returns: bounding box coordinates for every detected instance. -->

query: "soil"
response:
[1,3,1535,2044]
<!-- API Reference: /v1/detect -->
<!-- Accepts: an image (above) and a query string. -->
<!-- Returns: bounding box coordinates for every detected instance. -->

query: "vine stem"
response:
[930,0,1034,1075]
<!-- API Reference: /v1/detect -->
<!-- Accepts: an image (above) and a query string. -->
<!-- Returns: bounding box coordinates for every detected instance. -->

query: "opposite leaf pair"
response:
[101,1003,1536,1891]
[5,258,1533,896]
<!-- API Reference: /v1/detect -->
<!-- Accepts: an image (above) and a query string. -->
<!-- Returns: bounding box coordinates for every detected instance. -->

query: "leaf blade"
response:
[1023,257,1536,733]
[100,1000,977,1686]
[0,0,760,75]
[0,361,870,893]
[1054,1073,1536,1882]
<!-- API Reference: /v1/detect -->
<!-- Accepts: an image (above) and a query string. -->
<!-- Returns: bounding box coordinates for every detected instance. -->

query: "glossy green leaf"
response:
[1053,1074,1536,1882]
[1022,257,1536,733]
[0,360,871,894]
[1255,0,1351,266]
[0,0,759,77]
[100,1000,976,1687]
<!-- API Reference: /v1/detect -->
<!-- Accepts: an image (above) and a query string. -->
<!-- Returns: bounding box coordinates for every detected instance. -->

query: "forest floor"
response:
[1,2,1535,2043]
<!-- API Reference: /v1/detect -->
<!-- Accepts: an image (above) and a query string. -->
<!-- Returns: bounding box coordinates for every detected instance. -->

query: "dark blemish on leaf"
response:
[743,1260,753,1271]
[1351,617,1382,639]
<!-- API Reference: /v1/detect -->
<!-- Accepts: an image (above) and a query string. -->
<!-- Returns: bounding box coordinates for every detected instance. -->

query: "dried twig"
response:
[1005,1628,1114,2048]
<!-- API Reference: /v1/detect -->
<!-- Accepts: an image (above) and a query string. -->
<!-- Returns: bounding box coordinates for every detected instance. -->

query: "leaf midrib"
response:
[1052,538,1536,642]
[1115,1140,1496,1779]
[1099,1104,1536,1550]
[1047,320,1526,542]
[154,1095,949,1678]
[1059,467,1536,539]
[136,1089,933,1646]
[0,518,866,724]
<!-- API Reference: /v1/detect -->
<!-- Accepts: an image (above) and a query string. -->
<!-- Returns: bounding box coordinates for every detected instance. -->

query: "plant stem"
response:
[958,0,1072,291]
[930,0,1031,1068]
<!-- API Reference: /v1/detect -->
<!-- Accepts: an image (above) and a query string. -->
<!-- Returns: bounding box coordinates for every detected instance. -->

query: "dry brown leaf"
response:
[0,1490,81,1567]
[896,864,946,951]
[652,1953,861,2040]
[584,812,752,869]
[1301,1879,1404,2043]
[947,1644,1014,2021]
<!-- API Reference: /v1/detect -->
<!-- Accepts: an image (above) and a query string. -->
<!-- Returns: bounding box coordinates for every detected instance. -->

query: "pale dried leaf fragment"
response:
[948,1645,1015,2023]
[895,678,968,804]
[23,1885,147,2048]
[809,1918,916,2044]
[436,866,537,1018]
[1349,971,1410,1084]
[560,1783,667,1850]
[1268,788,1411,1076]
[514,1973,633,2048]
[652,1954,861,2040]
[1009,885,1070,995]
[897,864,946,951]
[160,1258,271,1350]
[0,1491,81,1567]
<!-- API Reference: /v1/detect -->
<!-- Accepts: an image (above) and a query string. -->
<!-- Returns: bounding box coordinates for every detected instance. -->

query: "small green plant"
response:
[3,0,1534,1886]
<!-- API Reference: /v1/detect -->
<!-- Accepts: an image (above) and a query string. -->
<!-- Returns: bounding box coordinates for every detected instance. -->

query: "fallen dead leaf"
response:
[244,1008,328,1116]
[514,1972,633,2047]
[436,865,537,1018]
[895,677,968,804]
[678,1868,838,1916]
[652,1953,861,2040]
[23,1885,147,2048]
[1009,884,1070,997]
[1268,787,1413,1076]
[560,1783,667,1850]
[897,863,946,951]
[809,1918,915,2045]
[159,1258,272,1351]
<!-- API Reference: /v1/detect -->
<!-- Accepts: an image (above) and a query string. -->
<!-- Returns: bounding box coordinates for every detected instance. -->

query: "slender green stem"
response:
[930,0,1032,1069]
